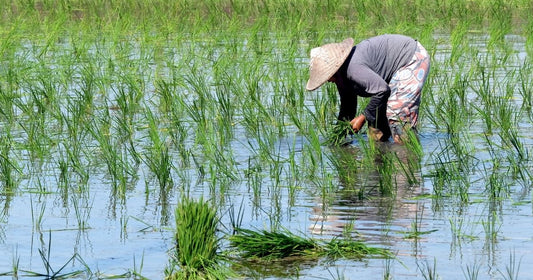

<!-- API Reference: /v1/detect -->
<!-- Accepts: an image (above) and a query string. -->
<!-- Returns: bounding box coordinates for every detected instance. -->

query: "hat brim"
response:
[306,38,354,91]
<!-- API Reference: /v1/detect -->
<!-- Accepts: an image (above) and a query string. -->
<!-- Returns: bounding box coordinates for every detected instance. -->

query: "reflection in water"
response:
[310,141,427,247]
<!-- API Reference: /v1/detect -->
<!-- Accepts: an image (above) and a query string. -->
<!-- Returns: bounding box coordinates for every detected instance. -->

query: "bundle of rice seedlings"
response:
[230,228,392,262]
[167,196,228,280]
[229,227,318,260]
[325,121,354,146]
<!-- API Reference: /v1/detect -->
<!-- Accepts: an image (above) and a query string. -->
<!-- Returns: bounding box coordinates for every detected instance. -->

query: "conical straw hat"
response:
[306,38,354,91]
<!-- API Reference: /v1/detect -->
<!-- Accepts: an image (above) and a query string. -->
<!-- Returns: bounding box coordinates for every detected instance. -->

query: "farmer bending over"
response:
[306,34,430,143]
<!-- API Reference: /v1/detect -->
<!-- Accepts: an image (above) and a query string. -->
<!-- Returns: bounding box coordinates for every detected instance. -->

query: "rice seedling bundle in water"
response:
[170,196,221,279]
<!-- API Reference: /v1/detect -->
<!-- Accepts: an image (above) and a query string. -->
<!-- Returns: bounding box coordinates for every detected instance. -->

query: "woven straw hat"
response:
[306,38,354,91]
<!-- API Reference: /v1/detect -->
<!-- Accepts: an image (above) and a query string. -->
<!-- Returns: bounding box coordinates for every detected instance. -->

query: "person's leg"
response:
[387,42,430,143]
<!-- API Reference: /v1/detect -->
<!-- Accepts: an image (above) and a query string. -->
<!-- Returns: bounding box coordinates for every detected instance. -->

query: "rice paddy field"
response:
[0,0,533,279]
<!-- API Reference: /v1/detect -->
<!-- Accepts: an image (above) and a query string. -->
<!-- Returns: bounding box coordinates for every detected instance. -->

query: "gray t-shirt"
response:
[337,34,417,125]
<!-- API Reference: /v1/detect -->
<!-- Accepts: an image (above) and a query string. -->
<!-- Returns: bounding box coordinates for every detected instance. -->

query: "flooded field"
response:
[0,1,533,279]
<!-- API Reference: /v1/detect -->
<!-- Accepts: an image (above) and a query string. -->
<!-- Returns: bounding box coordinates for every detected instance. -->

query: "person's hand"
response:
[350,114,366,133]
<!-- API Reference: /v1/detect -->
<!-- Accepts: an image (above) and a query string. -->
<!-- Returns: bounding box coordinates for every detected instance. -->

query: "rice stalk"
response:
[462,262,481,280]
[0,136,19,193]
[88,112,135,197]
[143,105,173,189]
[497,250,522,280]
[20,231,87,279]
[417,258,439,280]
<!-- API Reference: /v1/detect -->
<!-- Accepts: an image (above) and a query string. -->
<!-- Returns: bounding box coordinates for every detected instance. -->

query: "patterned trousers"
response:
[386,42,431,136]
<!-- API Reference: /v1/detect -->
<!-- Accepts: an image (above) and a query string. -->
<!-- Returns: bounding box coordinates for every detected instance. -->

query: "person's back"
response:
[349,34,417,83]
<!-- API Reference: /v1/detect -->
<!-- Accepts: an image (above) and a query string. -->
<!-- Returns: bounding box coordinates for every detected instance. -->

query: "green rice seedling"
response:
[326,146,362,193]
[114,75,143,128]
[155,78,177,115]
[26,70,61,119]
[433,73,472,135]
[403,204,437,239]
[506,152,532,189]
[284,139,302,203]
[143,105,174,189]
[285,86,306,133]
[88,113,135,197]
[0,248,20,278]
[394,152,420,187]
[0,136,19,193]
[497,251,521,280]
[301,123,326,179]
[376,151,397,197]
[462,262,481,280]
[403,126,423,159]
[71,194,92,230]
[60,140,89,186]
[306,85,339,133]
[244,156,263,207]
[449,133,477,175]
[57,151,70,200]
[251,122,281,164]
[0,79,18,125]
[417,258,439,280]
[449,21,470,65]
[449,217,478,243]
[18,116,53,162]
[227,200,245,235]
[155,79,191,168]
[168,196,229,280]
[481,211,502,243]
[212,73,236,135]
[383,257,393,280]
[131,252,148,280]
[354,133,380,169]
[493,96,519,135]
[487,0,512,49]
[471,59,498,122]
[3,1,533,279]
[240,89,263,138]
[21,232,86,279]
[428,143,472,204]
[326,267,346,280]
[204,146,239,197]
[181,65,214,145]
[144,142,173,190]
[74,59,97,114]
[500,127,529,162]
[517,61,533,112]
[30,198,46,233]
[483,161,510,201]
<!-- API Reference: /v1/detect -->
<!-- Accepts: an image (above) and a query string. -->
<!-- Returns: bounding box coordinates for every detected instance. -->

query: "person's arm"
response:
[337,86,357,122]
[347,66,390,128]
[334,75,357,122]
[337,79,365,133]
[364,88,390,128]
